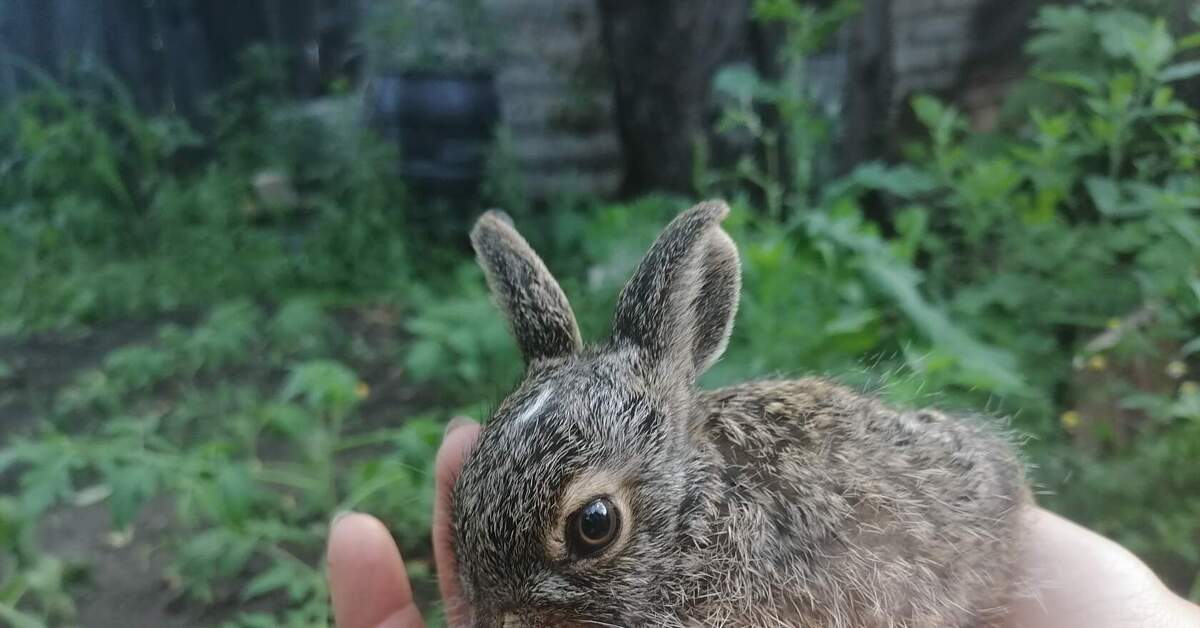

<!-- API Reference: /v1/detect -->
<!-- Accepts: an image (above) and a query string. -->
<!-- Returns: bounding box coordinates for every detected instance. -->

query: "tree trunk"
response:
[596,0,750,196]
[838,0,894,173]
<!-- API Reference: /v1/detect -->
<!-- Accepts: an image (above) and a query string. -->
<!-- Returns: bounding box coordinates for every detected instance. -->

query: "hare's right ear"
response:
[471,210,582,364]
[612,201,740,385]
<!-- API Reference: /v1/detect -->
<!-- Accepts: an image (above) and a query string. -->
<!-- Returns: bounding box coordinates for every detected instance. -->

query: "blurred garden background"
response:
[1,0,1199,625]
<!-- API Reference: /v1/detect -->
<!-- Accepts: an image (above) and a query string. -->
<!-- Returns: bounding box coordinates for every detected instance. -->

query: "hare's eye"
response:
[568,497,619,556]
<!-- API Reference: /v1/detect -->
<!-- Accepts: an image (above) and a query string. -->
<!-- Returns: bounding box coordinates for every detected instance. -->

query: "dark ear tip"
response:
[686,199,732,224]
[470,209,516,244]
[479,208,515,227]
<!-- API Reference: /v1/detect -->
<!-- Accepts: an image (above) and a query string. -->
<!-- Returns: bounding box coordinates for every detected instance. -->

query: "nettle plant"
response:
[836,2,1200,594]
[0,301,447,626]
[697,0,1033,405]
[694,0,1200,598]
[703,0,860,219]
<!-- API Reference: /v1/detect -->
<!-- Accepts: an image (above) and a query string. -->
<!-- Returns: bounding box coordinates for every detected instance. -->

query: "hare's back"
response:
[698,378,1025,627]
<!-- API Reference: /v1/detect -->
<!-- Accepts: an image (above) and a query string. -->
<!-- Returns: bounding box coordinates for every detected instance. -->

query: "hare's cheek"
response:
[497,610,580,628]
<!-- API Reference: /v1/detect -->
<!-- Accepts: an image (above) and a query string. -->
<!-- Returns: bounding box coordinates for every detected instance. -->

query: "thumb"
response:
[432,417,482,627]
[327,512,425,628]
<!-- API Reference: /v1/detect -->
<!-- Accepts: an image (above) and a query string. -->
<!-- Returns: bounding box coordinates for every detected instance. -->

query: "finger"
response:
[433,417,482,627]
[327,512,425,628]
[1005,506,1200,628]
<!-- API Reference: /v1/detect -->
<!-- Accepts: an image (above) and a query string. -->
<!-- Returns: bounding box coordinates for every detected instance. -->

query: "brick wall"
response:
[482,0,1024,197]
[891,0,987,106]
[485,0,622,198]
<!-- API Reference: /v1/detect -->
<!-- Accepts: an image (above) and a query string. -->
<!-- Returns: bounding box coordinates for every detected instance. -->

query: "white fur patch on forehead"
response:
[514,387,553,425]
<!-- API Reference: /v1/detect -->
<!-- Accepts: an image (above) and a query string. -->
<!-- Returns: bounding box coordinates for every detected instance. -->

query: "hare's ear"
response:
[471,210,582,364]
[611,201,740,383]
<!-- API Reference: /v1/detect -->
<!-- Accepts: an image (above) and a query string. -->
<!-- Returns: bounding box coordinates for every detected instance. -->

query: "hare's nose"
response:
[500,612,523,628]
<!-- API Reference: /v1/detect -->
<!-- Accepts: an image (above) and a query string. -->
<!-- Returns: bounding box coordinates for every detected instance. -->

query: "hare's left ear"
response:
[471,210,582,364]
[611,201,740,384]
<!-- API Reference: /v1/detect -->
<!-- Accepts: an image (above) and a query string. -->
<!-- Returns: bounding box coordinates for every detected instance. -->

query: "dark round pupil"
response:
[578,499,612,543]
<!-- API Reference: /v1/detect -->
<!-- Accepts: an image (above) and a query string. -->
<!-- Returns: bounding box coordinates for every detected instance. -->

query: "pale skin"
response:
[326,419,1200,628]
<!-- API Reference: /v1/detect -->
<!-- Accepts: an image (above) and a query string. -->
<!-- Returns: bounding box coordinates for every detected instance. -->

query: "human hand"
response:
[1001,506,1200,628]
[326,418,1200,628]
[326,417,480,628]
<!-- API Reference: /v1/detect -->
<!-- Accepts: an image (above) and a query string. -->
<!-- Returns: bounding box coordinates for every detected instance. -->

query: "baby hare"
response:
[450,201,1026,627]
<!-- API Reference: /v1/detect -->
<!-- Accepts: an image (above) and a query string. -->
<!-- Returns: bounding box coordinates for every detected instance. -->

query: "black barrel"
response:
[365,70,499,200]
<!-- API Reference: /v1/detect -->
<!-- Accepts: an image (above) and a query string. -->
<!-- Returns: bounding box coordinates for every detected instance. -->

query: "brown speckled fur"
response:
[693,380,1023,627]
[451,202,1026,627]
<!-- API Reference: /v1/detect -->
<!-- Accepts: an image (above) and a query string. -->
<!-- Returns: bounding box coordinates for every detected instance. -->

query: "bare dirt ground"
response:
[1,310,440,627]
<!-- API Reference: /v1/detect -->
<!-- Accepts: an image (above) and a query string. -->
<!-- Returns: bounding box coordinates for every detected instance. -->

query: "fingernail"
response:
[329,510,353,531]
[445,416,473,437]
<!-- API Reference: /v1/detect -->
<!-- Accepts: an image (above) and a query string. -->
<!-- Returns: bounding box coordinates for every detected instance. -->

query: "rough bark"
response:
[838,0,894,172]
[596,0,751,195]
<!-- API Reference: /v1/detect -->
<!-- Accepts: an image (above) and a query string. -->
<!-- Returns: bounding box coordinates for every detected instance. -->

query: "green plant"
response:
[1,298,454,624]
[269,297,337,359]
[830,1,1200,595]
[0,497,77,628]
[0,47,411,335]
[362,0,498,73]
[481,126,531,219]
[703,0,860,219]
[404,264,522,398]
[695,0,1200,598]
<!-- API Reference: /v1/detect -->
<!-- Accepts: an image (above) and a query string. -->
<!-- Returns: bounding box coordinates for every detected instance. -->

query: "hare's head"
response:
[450,201,740,627]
